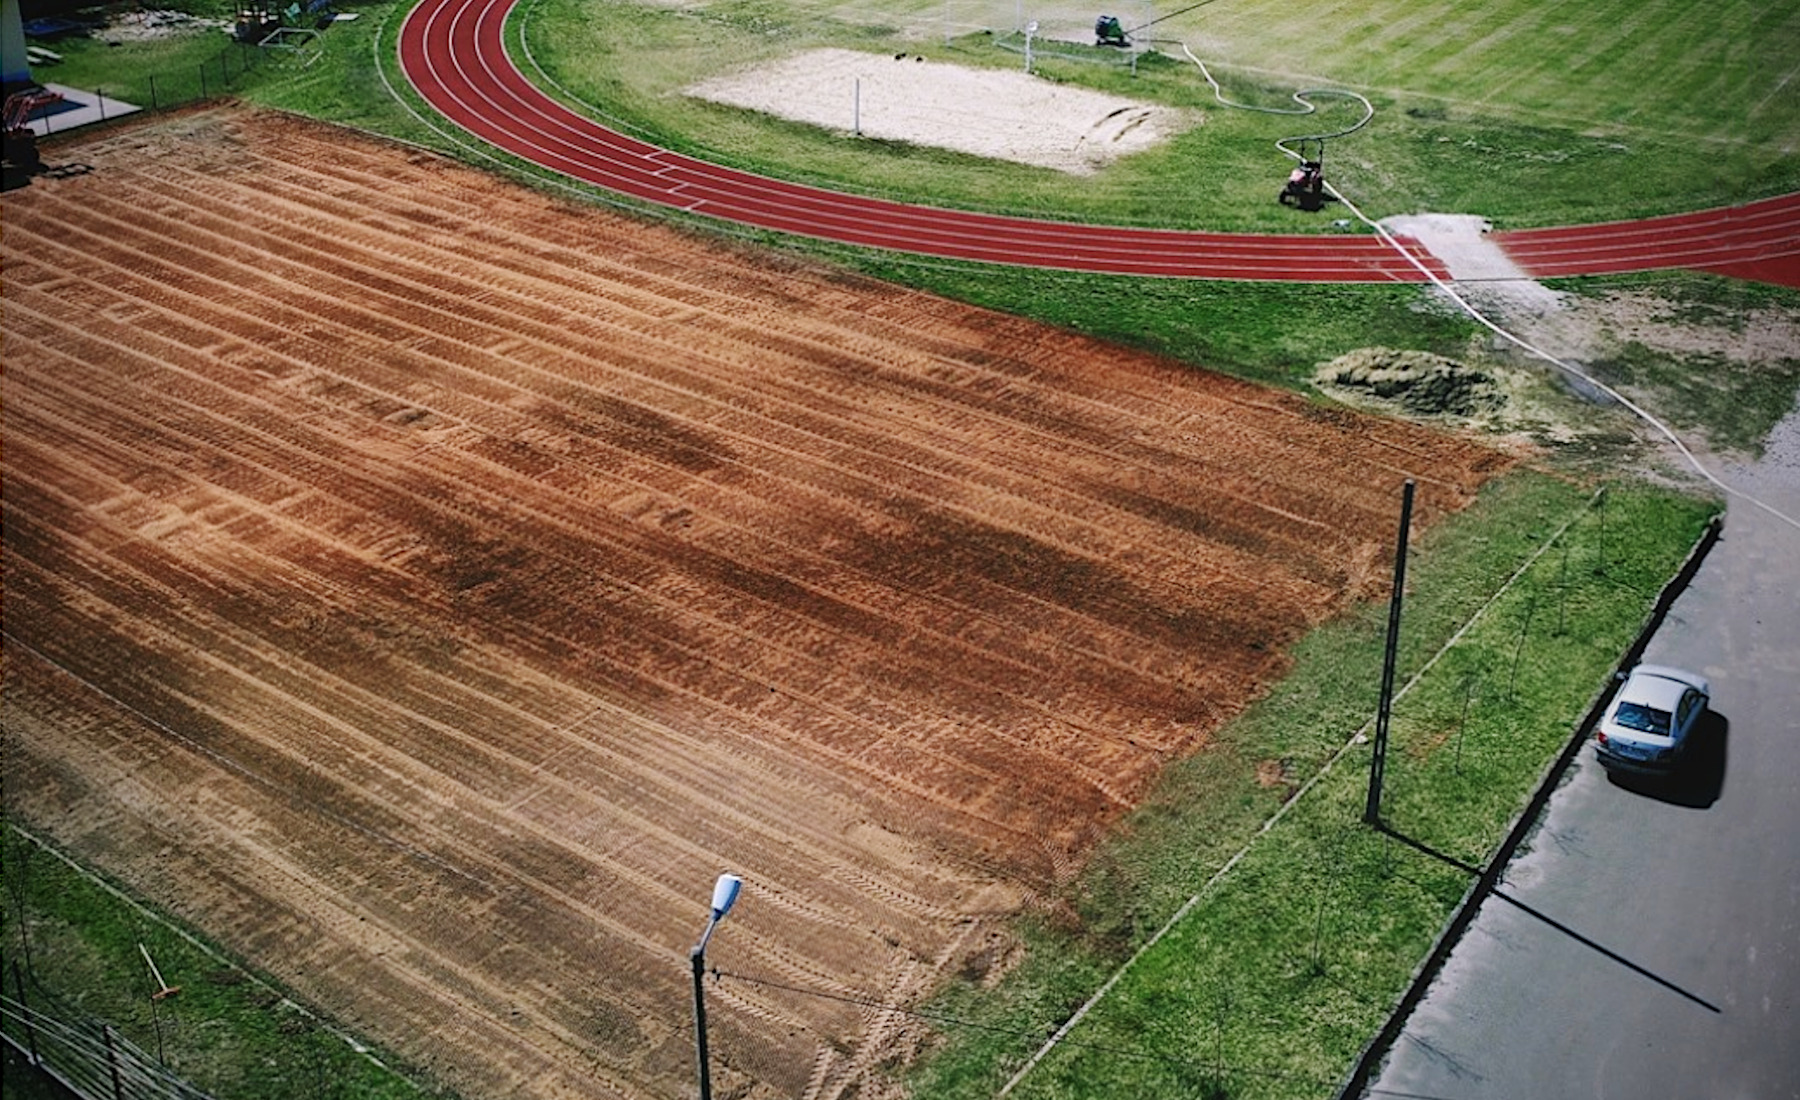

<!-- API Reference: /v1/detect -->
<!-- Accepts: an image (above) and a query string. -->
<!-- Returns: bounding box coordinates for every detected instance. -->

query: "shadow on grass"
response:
[1603,710,1729,810]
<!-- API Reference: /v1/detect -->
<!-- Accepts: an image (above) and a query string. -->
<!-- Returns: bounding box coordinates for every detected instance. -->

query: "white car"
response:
[1594,664,1711,775]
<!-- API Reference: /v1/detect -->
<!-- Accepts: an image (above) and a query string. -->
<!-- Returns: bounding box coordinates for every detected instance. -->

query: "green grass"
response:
[29,2,452,148]
[13,5,1782,1098]
[242,2,446,140]
[1552,272,1800,457]
[1589,342,1800,455]
[842,258,1486,388]
[0,826,451,1100]
[906,473,1718,1100]
[23,20,264,111]
[513,0,1800,229]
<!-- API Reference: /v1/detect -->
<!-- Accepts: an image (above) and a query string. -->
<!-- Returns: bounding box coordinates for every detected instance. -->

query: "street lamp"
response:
[690,873,743,1100]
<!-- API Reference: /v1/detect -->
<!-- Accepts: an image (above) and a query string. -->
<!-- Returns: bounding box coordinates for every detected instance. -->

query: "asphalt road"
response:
[1367,415,1800,1100]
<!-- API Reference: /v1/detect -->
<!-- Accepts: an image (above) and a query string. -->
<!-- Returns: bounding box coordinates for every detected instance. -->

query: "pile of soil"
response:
[1318,347,1505,418]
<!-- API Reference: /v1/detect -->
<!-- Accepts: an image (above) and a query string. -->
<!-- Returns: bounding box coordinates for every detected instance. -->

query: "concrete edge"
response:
[1334,510,1725,1100]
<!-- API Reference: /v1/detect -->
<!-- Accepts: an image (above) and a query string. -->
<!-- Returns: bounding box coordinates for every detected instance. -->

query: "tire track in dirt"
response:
[7,150,1497,856]
[3,410,914,1094]
[1,652,659,1100]
[31,166,1353,615]
[111,155,1412,564]
[0,318,1029,910]
[7,399,990,976]
[14,284,1166,936]
[3,110,1517,1100]
[10,182,1339,756]
[3,335,1047,842]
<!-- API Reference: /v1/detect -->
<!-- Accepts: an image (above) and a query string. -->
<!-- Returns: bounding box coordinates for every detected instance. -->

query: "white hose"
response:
[1179,39,1796,531]
[1326,182,1800,532]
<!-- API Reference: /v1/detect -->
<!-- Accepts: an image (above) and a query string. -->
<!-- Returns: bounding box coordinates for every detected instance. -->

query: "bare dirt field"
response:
[2,107,1514,1100]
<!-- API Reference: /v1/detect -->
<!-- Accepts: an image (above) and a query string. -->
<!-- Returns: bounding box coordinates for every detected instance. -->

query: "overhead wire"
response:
[711,967,1346,1091]
[1324,182,1800,533]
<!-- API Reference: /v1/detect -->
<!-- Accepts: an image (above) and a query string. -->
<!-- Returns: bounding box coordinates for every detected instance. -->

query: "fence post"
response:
[1508,594,1536,697]
[103,1025,124,1099]
[97,88,106,121]
[149,74,158,111]
[13,961,42,1066]
[201,64,208,99]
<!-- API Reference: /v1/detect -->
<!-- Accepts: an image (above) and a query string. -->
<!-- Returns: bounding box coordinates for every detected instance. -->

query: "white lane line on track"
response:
[399,0,1797,284]
[399,0,1430,282]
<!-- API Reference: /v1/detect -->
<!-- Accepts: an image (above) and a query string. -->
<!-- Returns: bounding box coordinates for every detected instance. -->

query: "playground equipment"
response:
[233,1,282,42]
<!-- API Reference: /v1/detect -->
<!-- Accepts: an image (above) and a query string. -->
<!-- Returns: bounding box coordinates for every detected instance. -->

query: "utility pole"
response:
[1365,479,1415,825]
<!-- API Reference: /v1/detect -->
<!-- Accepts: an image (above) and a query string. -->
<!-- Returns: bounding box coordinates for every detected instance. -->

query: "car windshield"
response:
[1614,701,1671,736]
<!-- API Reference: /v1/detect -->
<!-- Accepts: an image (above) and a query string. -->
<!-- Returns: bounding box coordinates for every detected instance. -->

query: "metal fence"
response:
[24,40,271,138]
[143,42,271,111]
[2,974,215,1100]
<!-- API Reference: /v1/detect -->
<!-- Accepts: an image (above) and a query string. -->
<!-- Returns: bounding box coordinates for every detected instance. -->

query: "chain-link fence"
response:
[23,40,268,139]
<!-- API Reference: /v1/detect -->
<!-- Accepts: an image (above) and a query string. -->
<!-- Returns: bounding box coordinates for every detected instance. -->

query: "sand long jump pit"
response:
[689,47,1197,172]
[2,107,1513,1100]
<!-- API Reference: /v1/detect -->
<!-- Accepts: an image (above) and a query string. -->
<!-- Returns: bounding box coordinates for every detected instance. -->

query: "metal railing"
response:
[24,41,269,137]
[2,975,215,1100]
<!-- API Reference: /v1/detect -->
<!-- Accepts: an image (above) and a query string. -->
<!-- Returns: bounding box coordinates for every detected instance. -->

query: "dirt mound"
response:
[1317,347,1506,418]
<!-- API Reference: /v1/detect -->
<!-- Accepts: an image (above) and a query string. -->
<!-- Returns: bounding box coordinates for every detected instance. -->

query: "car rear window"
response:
[1614,701,1671,735]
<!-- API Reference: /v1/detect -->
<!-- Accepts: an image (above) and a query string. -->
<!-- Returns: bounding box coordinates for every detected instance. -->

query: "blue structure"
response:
[3,0,32,91]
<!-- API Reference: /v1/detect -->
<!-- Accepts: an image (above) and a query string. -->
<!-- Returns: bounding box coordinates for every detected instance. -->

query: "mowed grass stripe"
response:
[1190,0,1799,144]
[508,0,1794,230]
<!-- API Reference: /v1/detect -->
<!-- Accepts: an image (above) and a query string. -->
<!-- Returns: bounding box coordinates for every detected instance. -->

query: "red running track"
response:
[398,0,1800,288]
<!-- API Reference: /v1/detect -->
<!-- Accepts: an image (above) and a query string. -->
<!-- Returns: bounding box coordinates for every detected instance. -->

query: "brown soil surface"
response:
[1,107,1515,1100]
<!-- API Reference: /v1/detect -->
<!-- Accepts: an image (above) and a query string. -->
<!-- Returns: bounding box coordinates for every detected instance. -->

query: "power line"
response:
[1121,0,1228,39]
[711,967,1342,1090]
[716,968,1487,1100]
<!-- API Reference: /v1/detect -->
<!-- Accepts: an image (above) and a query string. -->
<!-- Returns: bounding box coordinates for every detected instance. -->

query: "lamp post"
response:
[690,873,743,1100]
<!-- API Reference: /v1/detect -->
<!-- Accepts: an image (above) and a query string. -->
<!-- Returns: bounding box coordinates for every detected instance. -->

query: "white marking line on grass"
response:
[1750,59,1800,119]
[998,493,1595,1096]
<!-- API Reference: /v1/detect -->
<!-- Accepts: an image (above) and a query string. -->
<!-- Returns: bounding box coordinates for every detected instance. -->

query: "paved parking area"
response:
[1368,416,1800,1099]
